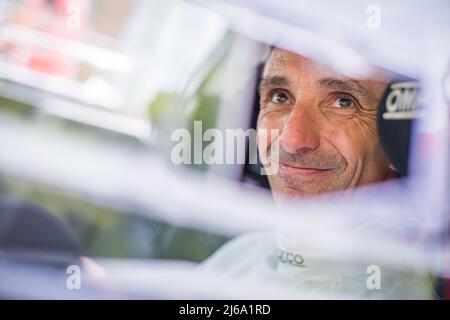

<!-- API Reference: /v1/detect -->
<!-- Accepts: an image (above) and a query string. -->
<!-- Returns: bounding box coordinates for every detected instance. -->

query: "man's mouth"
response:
[279,162,335,176]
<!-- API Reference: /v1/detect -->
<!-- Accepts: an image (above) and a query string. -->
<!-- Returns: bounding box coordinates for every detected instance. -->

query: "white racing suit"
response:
[201,231,436,299]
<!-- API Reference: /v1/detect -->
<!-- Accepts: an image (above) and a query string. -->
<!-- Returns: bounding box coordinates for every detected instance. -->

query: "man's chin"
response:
[273,187,319,202]
[272,185,339,204]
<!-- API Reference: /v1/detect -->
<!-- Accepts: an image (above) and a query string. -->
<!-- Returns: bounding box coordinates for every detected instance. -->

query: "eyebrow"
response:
[318,77,377,104]
[258,75,290,93]
[259,75,377,104]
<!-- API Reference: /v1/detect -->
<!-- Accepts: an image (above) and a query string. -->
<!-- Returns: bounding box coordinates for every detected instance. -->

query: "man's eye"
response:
[333,96,354,108]
[270,91,290,104]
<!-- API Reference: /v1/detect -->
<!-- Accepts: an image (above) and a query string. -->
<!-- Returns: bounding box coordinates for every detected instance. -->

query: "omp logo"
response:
[383,81,423,120]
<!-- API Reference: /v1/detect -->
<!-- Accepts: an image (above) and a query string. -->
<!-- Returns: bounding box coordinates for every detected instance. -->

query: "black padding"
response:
[377,79,420,176]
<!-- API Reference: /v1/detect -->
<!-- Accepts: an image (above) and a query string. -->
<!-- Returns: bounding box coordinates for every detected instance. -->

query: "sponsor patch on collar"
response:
[277,249,305,267]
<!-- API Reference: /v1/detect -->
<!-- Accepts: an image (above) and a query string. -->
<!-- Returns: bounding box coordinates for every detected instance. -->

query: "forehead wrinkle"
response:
[262,50,385,105]
[260,75,290,87]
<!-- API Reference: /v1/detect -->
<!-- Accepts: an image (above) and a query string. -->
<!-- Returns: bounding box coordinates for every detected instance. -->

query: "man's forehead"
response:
[264,48,392,85]
[264,49,320,78]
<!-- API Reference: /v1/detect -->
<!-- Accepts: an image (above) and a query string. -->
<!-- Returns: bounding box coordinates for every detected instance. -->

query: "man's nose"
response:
[279,104,320,154]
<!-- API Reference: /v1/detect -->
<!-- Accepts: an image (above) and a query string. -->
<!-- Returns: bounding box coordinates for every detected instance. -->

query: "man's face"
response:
[257,48,393,201]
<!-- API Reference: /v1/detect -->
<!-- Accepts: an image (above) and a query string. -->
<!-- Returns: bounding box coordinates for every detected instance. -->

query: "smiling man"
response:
[200,48,435,299]
[257,48,397,201]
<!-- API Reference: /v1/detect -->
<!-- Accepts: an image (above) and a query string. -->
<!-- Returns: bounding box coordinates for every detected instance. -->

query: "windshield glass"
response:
[0,0,449,300]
